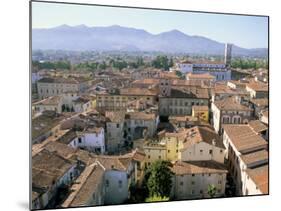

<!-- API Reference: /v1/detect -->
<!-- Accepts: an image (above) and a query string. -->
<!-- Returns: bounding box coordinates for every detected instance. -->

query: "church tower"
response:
[224,43,232,67]
[159,78,171,97]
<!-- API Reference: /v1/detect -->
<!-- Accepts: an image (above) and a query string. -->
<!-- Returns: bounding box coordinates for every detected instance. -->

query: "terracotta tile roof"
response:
[120,88,158,96]
[248,120,268,133]
[214,96,252,111]
[105,111,125,123]
[72,96,90,104]
[169,115,198,122]
[33,96,62,106]
[246,165,269,194]
[223,125,268,152]
[91,150,137,171]
[261,110,268,118]
[62,162,105,207]
[32,149,74,189]
[159,71,180,79]
[57,130,77,145]
[186,73,215,79]
[213,83,240,94]
[43,141,95,165]
[171,160,228,175]
[240,150,268,166]
[43,141,77,159]
[38,77,90,84]
[180,126,224,150]
[247,81,268,92]
[249,98,268,107]
[166,86,209,99]
[132,79,160,85]
[125,112,156,121]
[32,112,66,141]
[131,149,146,162]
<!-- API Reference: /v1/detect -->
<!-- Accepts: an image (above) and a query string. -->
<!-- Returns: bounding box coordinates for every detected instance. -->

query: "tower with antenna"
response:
[224,43,232,67]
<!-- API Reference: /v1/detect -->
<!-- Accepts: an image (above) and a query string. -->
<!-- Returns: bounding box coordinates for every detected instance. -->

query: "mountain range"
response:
[32,24,268,57]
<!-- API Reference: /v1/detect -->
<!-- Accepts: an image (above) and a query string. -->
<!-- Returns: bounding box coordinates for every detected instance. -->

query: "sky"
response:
[32,1,268,49]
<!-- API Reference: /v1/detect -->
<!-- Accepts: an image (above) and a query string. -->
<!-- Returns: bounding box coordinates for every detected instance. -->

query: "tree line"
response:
[231,58,268,69]
[32,55,175,72]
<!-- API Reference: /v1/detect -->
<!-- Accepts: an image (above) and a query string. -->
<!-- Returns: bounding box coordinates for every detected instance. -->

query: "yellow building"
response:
[143,129,188,164]
[143,140,167,167]
[158,130,183,161]
[192,105,209,122]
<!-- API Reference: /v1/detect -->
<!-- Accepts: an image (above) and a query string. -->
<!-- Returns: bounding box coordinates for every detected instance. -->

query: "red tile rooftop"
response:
[223,124,268,153]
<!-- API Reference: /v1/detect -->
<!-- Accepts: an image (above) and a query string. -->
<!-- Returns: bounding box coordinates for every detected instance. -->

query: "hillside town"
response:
[31,43,269,209]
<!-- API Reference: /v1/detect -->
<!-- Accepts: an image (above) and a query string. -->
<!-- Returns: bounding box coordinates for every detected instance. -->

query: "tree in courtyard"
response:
[143,160,174,198]
[207,184,217,198]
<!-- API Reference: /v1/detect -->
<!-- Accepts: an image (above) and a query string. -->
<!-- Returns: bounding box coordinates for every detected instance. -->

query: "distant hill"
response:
[32,24,268,57]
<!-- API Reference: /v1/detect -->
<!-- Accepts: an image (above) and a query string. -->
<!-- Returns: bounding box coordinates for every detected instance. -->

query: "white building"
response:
[211,96,253,134]
[176,61,193,74]
[33,96,63,114]
[32,149,79,209]
[58,128,106,154]
[124,112,159,141]
[37,77,91,99]
[176,43,232,81]
[179,126,226,164]
[170,160,227,199]
[223,124,268,195]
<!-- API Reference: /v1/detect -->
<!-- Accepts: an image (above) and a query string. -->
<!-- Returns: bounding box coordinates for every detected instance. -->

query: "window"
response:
[192,174,195,177]
[180,181,183,186]
[148,155,150,159]
[209,150,213,155]
[200,149,203,155]
[220,149,223,153]
[217,189,221,193]
[191,181,195,185]
[168,150,170,153]
[116,124,119,128]
[105,180,109,187]
[158,156,161,159]
[208,173,211,177]
[118,180,123,188]
[218,180,222,184]
[200,190,203,194]
[78,137,82,143]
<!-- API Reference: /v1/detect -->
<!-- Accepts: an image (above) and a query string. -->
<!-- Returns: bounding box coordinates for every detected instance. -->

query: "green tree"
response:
[98,61,107,70]
[207,184,217,198]
[175,71,183,78]
[144,160,174,198]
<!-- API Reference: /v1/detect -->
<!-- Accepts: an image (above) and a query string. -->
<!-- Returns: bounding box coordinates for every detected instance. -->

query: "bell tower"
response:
[159,78,171,97]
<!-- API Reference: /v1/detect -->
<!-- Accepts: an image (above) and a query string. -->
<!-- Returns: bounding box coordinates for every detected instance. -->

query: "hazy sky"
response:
[32,1,268,49]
